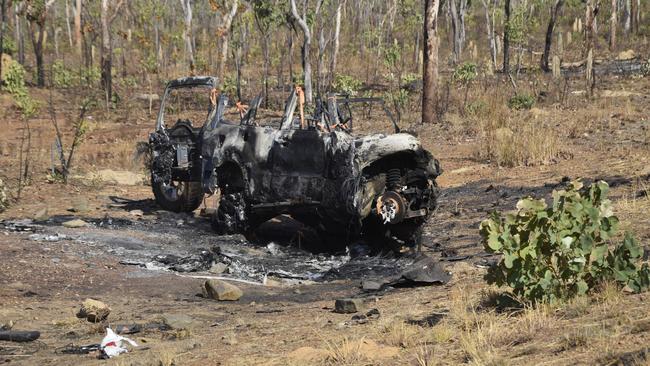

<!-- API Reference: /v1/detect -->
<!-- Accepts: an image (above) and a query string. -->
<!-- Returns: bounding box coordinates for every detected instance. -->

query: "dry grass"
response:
[324,337,372,366]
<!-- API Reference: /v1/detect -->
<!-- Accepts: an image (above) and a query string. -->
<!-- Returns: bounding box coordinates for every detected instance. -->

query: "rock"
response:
[202,280,243,301]
[68,198,89,213]
[129,209,144,217]
[77,299,111,322]
[617,49,636,61]
[33,207,49,222]
[334,298,364,314]
[221,335,238,345]
[161,313,196,330]
[62,219,88,228]
[208,262,228,274]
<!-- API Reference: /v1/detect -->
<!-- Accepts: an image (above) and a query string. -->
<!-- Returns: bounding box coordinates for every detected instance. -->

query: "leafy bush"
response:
[452,63,478,85]
[332,74,362,96]
[80,66,101,85]
[481,180,650,303]
[5,60,38,118]
[507,94,535,110]
[2,35,17,55]
[52,61,75,88]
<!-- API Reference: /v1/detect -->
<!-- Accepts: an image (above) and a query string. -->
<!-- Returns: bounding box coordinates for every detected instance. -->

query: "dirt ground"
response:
[1,72,650,366]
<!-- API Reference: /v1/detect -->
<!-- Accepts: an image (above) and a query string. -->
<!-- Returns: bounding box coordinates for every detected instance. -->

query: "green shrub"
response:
[452,62,478,85]
[5,60,38,118]
[507,94,535,110]
[52,61,74,88]
[481,180,650,303]
[1,35,17,55]
[332,74,362,96]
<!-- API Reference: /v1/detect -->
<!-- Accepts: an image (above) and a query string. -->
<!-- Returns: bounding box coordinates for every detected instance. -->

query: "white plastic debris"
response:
[100,328,138,358]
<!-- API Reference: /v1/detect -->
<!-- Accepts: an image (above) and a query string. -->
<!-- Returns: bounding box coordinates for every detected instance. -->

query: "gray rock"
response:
[208,262,228,274]
[33,208,49,222]
[68,198,89,213]
[202,280,243,301]
[77,299,110,322]
[62,219,88,228]
[129,209,144,217]
[162,313,196,330]
[335,298,364,314]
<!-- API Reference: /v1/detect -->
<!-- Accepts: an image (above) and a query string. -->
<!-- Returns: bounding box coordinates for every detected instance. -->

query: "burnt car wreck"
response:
[149,76,441,248]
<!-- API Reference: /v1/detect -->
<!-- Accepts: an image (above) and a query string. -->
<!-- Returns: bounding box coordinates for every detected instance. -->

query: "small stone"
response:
[335,298,364,314]
[129,209,144,217]
[33,208,49,222]
[77,298,111,322]
[208,262,228,274]
[222,335,238,345]
[202,280,243,301]
[62,219,88,228]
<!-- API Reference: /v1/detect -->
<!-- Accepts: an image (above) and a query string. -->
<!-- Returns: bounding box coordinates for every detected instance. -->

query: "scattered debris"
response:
[114,322,170,334]
[0,330,40,342]
[335,298,364,314]
[62,219,88,228]
[129,209,144,217]
[202,279,243,301]
[100,328,138,358]
[58,343,101,355]
[0,321,14,331]
[77,299,111,323]
[153,250,215,272]
[28,233,67,242]
[361,255,450,291]
[1,219,38,232]
[343,308,381,325]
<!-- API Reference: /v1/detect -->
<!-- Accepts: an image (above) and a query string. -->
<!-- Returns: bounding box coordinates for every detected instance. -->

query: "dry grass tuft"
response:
[379,321,422,348]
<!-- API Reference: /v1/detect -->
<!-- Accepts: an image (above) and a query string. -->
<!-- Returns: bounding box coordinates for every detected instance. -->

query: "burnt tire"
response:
[212,193,250,235]
[152,179,203,213]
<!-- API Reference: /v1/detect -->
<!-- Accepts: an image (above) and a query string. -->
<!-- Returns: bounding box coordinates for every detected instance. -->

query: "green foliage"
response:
[505,6,529,45]
[2,35,17,55]
[466,100,487,116]
[80,67,101,85]
[401,73,420,86]
[52,61,74,88]
[481,180,650,303]
[452,63,478,85]
[508,94,535,110]
[384,88,409,112]
[332,74,362,96]
[5,60,38,118]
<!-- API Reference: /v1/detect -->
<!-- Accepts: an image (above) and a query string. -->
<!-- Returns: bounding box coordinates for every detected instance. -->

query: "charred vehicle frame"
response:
[149,76,442,248]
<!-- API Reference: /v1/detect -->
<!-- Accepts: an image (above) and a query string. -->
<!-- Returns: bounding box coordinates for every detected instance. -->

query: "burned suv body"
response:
[149,76,441,247]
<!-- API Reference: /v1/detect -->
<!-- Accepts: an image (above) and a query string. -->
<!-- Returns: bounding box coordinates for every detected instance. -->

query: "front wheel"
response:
[152,178,203,213]
[212,192,252,235]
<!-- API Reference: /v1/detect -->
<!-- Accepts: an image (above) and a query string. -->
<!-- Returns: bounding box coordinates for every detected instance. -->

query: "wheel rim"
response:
[159,180,186,202]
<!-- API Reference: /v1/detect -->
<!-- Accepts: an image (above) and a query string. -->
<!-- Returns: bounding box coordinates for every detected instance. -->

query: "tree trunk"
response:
[0,0,5,88]
[28,21,45,87]
[329,0,342,86]
[631,0,639,34]
[422,0,439,124]
[584,0,599,57]
[180,0,194,71]
[64,0,73,47]
[217,0,239,80]
[74,0,82,56]
[15,5,24,65]
[541,0,565,72]
[503,0,511,73]
[609,0,617,50]
[101,0,112,101]
[480,0,497,71]
[623,0,631,33]
[290,0,313,104]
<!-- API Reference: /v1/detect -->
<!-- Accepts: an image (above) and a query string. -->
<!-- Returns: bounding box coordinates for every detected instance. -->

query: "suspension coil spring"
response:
[386,168,402,189]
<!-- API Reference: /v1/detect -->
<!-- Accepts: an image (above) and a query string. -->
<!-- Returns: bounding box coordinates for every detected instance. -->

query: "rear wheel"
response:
[152,178,203,213]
